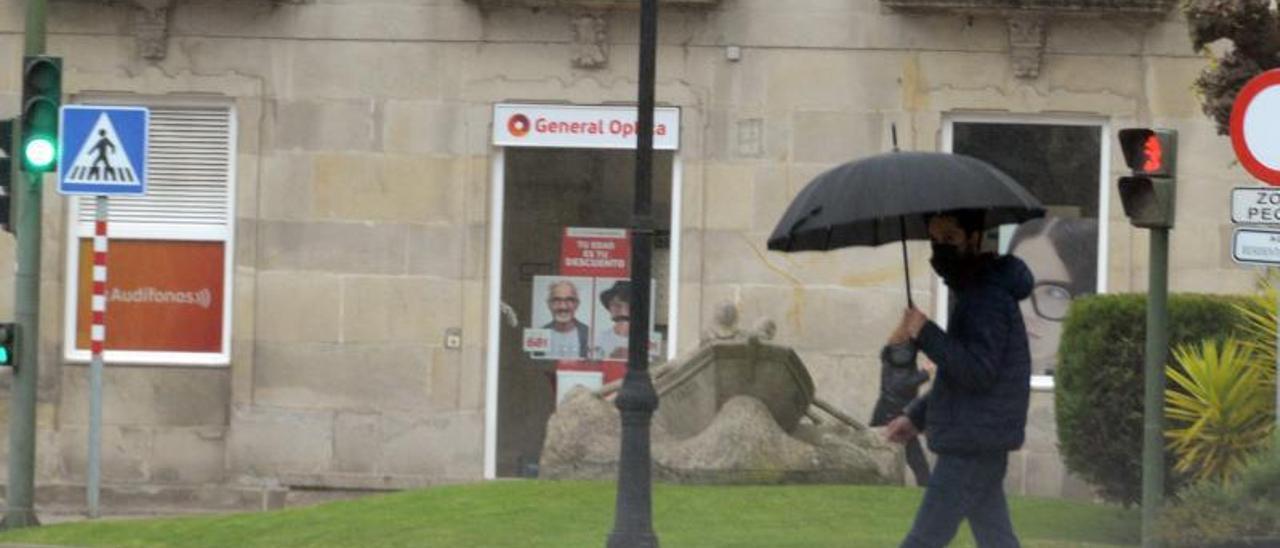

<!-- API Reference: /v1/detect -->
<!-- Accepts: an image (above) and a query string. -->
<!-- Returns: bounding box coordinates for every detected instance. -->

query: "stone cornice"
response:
[68,0,305,62]
[467,0,720,9]
[881,0,1175,15]
[882,0,1176,79]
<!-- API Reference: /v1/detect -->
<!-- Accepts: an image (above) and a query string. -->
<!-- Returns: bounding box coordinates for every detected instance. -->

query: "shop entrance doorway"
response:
[483,104,682,478]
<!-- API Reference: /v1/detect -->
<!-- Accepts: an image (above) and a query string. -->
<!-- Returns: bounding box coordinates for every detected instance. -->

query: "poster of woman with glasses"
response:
[1007,217,1099,381]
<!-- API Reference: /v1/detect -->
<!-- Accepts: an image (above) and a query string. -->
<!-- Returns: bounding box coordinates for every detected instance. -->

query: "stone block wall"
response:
[0,0,1260,502]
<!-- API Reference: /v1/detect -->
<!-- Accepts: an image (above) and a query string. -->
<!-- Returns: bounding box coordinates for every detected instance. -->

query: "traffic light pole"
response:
[1116,128,1176,548]
[1141,227,1169,548]
[5,172,43,530]
[4,0,48,530]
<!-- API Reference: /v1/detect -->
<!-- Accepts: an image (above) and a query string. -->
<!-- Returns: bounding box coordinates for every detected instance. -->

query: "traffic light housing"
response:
[20,55,61,173]
[0,323,14,368]
[0,118,13,233]
[1118,128,1177,229]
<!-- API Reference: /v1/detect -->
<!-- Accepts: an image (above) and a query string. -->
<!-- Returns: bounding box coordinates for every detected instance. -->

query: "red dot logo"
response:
[508,114,531,138]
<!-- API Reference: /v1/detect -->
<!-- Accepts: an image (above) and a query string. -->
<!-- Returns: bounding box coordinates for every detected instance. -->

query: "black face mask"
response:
[930,242,971,286]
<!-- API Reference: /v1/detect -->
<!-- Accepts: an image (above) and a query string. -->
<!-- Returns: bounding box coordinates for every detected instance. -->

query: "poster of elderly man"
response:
[525,276,593,360]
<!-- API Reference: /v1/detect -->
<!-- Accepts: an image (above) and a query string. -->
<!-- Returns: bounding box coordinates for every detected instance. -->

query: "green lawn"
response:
[0,481,1138,547]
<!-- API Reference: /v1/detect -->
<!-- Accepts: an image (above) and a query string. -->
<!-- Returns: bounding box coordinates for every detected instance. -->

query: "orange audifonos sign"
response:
[75,239,224,353]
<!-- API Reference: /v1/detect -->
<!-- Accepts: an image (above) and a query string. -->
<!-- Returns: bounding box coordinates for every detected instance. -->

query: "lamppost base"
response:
[607,531,659,548]
[0,510,41,530]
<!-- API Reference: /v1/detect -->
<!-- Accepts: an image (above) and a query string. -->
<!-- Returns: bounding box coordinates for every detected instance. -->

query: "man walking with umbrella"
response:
[886,209,1033,548]
[767,148,1043,547]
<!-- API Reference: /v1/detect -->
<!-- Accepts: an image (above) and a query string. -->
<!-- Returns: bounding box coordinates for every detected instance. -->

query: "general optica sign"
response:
[492,104,680,150]
[74,239,224,353]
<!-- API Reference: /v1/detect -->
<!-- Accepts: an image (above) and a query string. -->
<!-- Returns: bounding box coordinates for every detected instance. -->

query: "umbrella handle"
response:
[900,216,913,309]
[892,127,908,309]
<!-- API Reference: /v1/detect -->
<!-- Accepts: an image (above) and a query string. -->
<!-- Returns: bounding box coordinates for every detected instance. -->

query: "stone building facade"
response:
[0,0,1259,508]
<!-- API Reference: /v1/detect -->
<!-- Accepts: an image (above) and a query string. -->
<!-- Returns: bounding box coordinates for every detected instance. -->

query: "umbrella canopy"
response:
[767,152,1045,252]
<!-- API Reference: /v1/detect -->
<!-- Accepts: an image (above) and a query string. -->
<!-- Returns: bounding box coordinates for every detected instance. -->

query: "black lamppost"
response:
[607,0,659,546]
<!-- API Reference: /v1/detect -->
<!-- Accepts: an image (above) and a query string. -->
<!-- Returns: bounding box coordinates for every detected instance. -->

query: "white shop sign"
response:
[492,104,680,150]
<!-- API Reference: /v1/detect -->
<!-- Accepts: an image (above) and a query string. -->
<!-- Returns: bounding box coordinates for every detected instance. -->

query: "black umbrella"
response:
[767,150,1045,307]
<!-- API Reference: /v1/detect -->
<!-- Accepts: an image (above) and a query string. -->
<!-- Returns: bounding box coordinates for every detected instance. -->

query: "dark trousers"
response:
[901,451,1020,548]
[904,437,930,487]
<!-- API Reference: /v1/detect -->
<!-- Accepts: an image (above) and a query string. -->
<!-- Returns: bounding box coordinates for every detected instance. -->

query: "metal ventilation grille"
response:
[76,105,232,227]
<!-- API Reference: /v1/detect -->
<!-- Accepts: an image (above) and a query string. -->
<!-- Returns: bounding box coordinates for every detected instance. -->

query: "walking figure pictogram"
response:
[87,130,117,181]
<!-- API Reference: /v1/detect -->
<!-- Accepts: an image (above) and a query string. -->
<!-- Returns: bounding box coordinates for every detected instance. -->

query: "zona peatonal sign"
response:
[1231,187,1280,225]
[492,104,680,150]
[1231,186,1280,266]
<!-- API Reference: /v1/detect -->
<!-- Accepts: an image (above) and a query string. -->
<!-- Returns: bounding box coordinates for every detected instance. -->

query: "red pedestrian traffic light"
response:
[1142,135,1163,173]
[1117,128,1178,229]
[1119,128,1176,178]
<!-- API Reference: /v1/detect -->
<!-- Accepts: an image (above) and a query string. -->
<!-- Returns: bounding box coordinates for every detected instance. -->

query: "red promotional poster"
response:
[524,228,656,392]
[560,227,630,278]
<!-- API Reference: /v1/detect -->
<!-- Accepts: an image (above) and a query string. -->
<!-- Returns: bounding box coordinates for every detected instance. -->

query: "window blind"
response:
[76,105,232,228]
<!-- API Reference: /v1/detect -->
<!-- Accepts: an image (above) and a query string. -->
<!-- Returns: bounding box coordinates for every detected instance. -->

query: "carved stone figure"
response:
[571,11,608,70]
[1008,15,1045,79]
[700,300,744,345]
[750,317,777,341]
[133,0,174,61]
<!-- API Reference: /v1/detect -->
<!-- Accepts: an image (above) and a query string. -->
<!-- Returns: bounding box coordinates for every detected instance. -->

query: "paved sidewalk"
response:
[0,545,84,547]
[0,511,218,547]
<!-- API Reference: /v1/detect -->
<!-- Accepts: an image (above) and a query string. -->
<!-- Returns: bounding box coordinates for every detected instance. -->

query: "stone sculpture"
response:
[699,300,744,345]
[540,304,902,485]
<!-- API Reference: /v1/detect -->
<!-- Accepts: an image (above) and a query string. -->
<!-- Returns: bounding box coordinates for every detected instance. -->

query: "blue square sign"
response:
[58,105,149,196]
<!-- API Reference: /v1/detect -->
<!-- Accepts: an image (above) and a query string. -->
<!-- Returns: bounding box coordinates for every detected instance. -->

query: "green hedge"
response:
[1056,293,1259,506]
[1158,443,1280,547]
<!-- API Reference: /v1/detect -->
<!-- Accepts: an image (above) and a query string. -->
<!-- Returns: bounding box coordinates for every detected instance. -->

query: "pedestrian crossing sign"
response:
[58,105,149,196]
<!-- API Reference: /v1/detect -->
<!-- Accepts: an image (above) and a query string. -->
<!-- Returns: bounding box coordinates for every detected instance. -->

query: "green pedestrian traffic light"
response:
[20,56,61,174]
[0,323,14,367]
[23,137,55,170]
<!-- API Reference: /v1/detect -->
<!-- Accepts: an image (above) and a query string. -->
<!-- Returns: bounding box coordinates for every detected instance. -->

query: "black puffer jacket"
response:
[906,255,1033,455]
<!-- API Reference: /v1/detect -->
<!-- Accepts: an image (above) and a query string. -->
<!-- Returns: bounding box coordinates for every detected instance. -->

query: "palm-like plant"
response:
[1166,338,1275,484]
[1235,279,1278,389]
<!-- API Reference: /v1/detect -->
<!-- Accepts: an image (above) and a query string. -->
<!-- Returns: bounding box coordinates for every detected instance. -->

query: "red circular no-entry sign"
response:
[1231,69,1280,186]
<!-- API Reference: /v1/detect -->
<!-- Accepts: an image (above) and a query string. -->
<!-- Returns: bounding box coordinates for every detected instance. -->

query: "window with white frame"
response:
[943,116,1109,390]
[63,100,236,366]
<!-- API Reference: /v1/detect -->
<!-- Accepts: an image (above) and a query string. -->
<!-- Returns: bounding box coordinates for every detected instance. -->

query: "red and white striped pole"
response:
[90,199,107,356]
[87,195,107,518]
